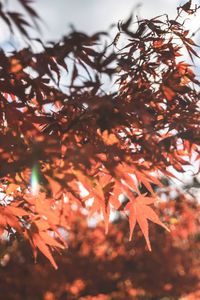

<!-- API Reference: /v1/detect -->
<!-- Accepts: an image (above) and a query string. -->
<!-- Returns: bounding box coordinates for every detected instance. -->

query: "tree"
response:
[0,0,199,269]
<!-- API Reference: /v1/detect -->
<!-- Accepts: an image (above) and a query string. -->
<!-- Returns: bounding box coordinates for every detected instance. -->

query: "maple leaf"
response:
[125,195,169,251]
[0,204,28,235]
[31,231,59,269]
[27,220,66,269]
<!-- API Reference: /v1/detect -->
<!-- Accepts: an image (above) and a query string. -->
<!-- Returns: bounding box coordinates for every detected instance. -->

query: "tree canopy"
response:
[0,0,199,268]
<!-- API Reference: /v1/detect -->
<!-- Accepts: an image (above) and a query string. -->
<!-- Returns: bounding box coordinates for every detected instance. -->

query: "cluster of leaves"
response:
[0,0,199,267]
[0,194,200,300]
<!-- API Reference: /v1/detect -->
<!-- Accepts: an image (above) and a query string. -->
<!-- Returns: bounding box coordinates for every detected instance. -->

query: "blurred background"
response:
[1,0,198,187]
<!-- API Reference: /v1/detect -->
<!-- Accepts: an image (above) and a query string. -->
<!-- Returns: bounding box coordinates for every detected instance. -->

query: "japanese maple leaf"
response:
[125,194,169,251]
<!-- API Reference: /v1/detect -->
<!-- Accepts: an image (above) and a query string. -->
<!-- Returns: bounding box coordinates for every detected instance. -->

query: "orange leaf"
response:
[32,232,58,269]
[6,183,18,194]
[125,195,169,250]
[45,175,62,198]
[98,129,119,145]
[163,86,175,101]
[9,58,23,73]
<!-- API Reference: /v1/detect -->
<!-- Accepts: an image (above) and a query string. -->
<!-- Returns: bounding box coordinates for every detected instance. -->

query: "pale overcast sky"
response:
[33,0,179,39]
[0,0,200,47]
[1,0,199,46]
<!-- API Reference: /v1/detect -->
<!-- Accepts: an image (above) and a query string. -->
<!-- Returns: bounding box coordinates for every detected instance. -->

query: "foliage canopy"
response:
[0,0,199,268]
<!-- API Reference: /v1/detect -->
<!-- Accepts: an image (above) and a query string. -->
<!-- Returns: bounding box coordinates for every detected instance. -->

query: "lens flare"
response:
[31,164,40,196]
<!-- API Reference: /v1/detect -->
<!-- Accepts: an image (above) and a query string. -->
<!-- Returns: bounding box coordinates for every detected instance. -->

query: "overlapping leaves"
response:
[0,0,199,267]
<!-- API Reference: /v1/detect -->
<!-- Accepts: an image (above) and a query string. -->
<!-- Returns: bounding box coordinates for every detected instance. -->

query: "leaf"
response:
[18,0,40,27]
[39,231,65,249]
[163,86,175,101]
[45,175,62,198]
[0,205,25,233]
[98,129,119,145]
[8,12,31,38]
[6,183,19,194]
[125,195,169,250]
[181,0,191,12]
[6,205,28,217]
[32,232,58,269]
[71,63,78,86]
[121,15,133,32]
[9,58,23,73]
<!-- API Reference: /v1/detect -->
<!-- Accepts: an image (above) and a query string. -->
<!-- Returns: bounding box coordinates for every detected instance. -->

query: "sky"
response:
[0,0,200,49]
[31,0,179,40]
[0,0,200,50]
[1,0,199,46]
